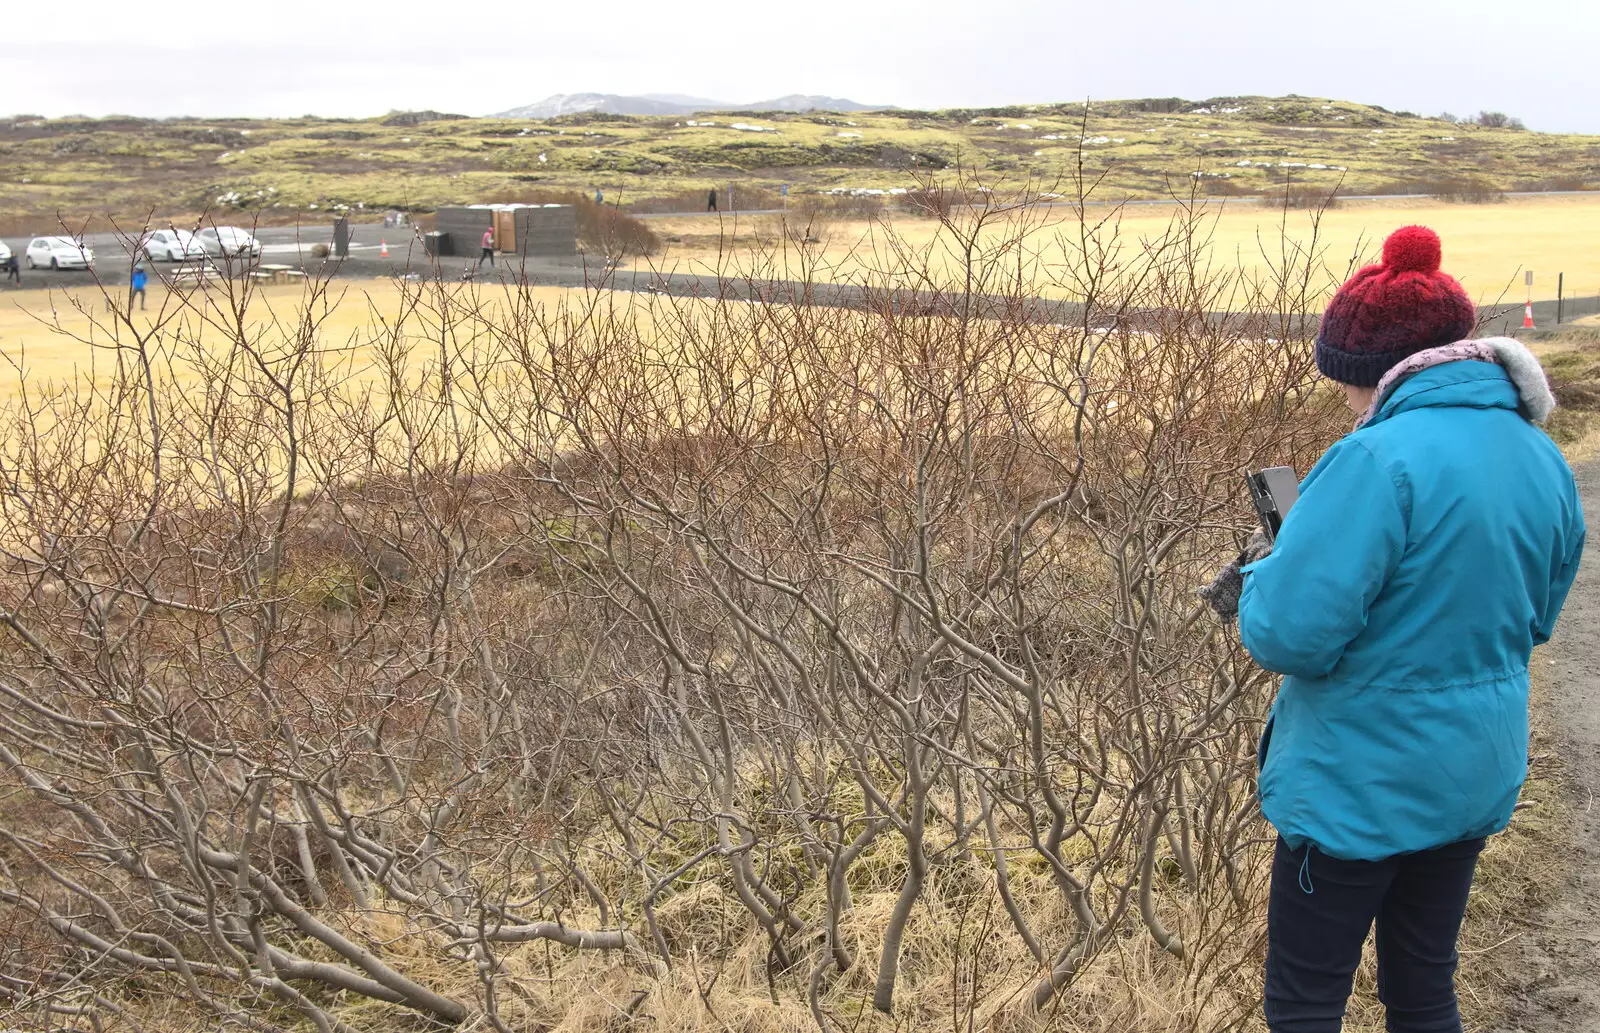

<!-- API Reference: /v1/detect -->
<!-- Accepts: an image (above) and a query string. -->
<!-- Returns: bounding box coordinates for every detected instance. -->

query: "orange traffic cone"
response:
[1523,301,1535,329]
[380,238,390,258]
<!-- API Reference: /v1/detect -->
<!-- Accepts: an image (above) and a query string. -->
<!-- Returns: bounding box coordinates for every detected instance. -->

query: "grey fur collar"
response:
[1357,336,1557,428]
[1479,336,1557,424]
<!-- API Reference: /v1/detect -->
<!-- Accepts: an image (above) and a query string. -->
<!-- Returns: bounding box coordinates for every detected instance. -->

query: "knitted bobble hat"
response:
[1315,225,1478,388]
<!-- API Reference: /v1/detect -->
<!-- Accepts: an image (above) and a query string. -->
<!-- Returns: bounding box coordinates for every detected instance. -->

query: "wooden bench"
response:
[257,264,307,285]
[169,266,222,284]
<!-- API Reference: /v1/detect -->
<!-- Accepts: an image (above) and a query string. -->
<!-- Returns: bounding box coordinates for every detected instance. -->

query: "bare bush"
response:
[0,180,1350,1032]
[1262,184,1341,209]
[794,191,887,219]
[1363,177,1507,204]
[1431,177,1508,204]
[1527,175,1591,192]
[481,186,662,259]
[895,185,991,217]
[1474,111,1526,130]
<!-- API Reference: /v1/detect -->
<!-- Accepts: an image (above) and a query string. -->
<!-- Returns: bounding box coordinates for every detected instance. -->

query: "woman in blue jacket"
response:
[1209,226,1585,1033]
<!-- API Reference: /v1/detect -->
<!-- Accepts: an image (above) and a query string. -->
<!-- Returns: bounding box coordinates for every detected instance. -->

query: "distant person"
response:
[478,228,495,268]
[595,188,604,205]
[130,263,147,311]
[2,252,18,286]
[707,188,718,212]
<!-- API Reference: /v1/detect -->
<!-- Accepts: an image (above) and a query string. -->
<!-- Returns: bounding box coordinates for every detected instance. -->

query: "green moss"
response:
[2,96,1596,221]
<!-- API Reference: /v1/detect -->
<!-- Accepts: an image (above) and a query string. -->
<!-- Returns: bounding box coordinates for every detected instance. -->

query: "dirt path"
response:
[1497,460,1600,1032]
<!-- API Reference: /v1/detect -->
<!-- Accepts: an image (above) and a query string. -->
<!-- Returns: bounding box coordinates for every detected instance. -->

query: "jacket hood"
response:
[1365,341,1554,429]
[1363,336,1556,429]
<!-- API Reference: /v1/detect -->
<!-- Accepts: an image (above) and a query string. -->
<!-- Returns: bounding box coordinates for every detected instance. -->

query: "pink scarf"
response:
[1355,340,1499,428]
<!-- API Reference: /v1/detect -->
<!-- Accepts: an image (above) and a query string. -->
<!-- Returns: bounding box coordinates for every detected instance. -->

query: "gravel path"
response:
[1496,460,1600,1032]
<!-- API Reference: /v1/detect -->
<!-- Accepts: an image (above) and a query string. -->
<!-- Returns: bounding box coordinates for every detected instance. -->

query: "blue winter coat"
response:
[1239,360,1585,861]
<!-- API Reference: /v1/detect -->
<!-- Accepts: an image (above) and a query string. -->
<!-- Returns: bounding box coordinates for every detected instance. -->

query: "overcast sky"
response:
[11,0,1599,133]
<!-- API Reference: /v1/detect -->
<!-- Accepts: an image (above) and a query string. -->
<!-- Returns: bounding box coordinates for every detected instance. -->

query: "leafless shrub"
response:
[1363,177,1507,204]
[480,186,662,258]
[1431,177,1507,204]
[1262,183,1341,209]
[1526,175,1590,192]
[895,185,992,217]
[0,175,1351,1032]
[1474,111,1526,130]
[794,191,887,218]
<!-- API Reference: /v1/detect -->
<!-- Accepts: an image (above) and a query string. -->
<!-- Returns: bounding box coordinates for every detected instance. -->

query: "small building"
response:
[432,204,578,259]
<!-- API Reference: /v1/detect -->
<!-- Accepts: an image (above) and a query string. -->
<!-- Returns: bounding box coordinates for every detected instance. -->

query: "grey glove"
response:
[1198,531,1273,621]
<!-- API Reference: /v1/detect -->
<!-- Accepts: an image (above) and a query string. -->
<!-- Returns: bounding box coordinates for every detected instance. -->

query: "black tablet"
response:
[1246,466,1300,542]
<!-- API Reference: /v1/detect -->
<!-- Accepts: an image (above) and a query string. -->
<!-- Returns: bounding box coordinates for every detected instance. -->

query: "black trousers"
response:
[1265,836,1484,1033]
[479,246,495,267]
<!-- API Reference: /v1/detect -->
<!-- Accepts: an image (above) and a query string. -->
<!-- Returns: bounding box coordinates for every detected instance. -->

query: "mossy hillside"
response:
[2,96,1595,228]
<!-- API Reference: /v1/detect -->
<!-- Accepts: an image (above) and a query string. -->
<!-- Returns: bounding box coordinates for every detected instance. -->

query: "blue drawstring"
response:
[1298,848,1315,894]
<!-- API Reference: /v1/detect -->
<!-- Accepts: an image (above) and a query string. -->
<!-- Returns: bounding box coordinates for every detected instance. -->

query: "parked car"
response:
[0,241,11,265]
[197,226,263,259]
[25,236,94,270]
[141,229,208,263]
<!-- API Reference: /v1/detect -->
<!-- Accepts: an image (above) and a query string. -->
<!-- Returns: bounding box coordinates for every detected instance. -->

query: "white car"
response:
[0,241,11,265]
[142,229,207,263]
[197,226,263,259]
[25,236,94,270]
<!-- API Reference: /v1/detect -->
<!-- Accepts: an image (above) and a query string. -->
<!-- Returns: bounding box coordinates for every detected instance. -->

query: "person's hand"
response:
[1198,531,1273,621]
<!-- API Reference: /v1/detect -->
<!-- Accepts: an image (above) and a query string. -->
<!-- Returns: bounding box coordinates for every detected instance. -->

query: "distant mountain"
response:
[492,94,697,119]
[743,95,887,112]
[491,93,888,119]
[637,93,729,108]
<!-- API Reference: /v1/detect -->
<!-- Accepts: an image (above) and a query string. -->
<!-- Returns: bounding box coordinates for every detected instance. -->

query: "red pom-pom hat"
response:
[1315,225,1477,387]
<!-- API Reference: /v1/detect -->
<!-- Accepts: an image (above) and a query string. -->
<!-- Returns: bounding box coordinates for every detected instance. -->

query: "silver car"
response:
[142,229,208,263]
[197,226,263,259]
[25,236,94,270]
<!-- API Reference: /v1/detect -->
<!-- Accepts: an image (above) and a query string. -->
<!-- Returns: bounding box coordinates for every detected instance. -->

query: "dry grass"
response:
[641,193,1600,306]
[1526,326,1600,461]
[0,203,1583,1033]
[0,279,615,398]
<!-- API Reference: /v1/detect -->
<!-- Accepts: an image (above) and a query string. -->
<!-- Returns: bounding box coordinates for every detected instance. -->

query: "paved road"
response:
[2,221,398,268]
[0,222,460,290]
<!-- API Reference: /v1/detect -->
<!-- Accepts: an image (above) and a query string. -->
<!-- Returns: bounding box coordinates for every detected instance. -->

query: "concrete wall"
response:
[514,206,578,258]
[433,206,576,259]
[433,208,493,257]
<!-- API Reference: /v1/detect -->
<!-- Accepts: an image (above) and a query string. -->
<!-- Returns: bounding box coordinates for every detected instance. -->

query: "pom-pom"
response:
[1382,225,1442,274]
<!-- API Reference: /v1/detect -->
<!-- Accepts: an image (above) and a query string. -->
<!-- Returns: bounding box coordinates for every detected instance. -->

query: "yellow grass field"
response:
[0,280,595,400]
[644,193,1600,306]
[0,193,1592,399]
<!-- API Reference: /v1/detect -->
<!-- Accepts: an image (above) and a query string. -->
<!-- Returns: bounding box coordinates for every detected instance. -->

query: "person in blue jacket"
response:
[130,263,148,311]
[1204,225,1585,1033]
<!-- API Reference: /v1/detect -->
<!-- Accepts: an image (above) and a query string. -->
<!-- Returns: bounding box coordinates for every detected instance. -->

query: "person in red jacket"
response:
[478,228,495,268]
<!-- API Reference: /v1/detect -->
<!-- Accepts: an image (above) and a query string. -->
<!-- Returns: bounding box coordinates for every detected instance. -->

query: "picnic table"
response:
[168,265,222,284]
[257,264,306,285]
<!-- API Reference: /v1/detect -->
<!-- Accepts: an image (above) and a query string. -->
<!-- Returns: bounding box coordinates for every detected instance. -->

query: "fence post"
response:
[1557,272,1563,325]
